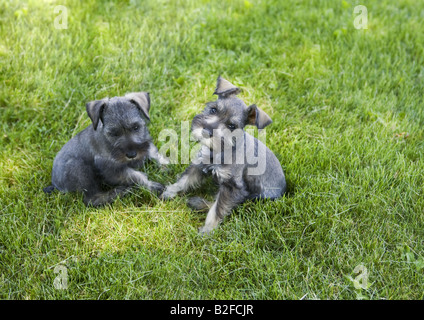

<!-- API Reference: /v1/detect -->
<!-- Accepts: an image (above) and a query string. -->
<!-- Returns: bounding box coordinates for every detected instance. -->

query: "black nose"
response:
[126,151,137,159]
[202,128,213,137]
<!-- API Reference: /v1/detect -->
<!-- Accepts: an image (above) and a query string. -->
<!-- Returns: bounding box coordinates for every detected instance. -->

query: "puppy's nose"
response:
[126,151,137,159]
[202,128,213,137]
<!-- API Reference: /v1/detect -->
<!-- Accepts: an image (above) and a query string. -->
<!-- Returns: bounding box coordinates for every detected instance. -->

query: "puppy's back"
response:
[243,132,286,199]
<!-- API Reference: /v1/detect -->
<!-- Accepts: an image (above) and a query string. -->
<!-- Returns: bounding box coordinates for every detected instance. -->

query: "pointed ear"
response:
[213,76,241,98]
[125,92,150,121]
[246,104,272,129]
[86,99,108,131]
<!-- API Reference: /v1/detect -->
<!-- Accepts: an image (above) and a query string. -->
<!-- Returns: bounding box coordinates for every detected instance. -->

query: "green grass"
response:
[1,0,424,299]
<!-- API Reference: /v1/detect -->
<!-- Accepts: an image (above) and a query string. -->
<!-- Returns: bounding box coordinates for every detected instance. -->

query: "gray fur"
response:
[162,77,286,234]
[187,196,213,212]
[45,92,167,206]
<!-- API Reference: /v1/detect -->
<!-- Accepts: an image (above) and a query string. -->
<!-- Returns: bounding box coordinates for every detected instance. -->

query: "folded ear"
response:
[246,104,272,129]
[213,76,241,98]
[125,92,150,121]
[86,98,108,131]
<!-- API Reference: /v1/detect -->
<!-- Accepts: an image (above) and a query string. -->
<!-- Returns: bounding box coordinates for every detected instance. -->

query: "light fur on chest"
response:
[209,164,232,183]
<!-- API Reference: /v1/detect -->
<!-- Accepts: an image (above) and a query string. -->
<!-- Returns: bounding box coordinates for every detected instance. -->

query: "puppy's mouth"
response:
[112,141,151,163]
[111,151,142,163]
[191,127,214,149]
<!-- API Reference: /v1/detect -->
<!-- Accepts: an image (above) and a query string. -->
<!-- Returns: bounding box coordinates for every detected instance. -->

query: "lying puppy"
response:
[44,92,167,206]
[162,77,286,233]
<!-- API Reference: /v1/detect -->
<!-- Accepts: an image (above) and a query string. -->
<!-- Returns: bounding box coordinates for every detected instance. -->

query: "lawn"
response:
[0,0,423,300]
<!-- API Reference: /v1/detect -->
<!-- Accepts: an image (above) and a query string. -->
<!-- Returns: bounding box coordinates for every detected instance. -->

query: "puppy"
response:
[162,77,286,233]
[44,92,168,206]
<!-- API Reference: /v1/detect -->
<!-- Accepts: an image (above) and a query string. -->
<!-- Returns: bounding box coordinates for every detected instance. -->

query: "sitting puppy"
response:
[162,77,286,233]
[44,92,168,206]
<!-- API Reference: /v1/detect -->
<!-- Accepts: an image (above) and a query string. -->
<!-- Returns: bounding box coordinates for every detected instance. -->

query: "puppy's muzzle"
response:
[202,128,213,138]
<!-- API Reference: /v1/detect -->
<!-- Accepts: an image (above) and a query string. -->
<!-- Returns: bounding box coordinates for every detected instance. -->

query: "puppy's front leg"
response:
[125,168,164,194]
[161,164,204,199]
[198,200,221,234]
[148,143,169,166]
[199,184,248,234]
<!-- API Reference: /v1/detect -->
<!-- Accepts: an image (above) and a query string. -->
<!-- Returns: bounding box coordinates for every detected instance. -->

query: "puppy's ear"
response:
[125,92,150,121]
[246,104,272,129]
[213,76,241,98]
[86,99,108,131]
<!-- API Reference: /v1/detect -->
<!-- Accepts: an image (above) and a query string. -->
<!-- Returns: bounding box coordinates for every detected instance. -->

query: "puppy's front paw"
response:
[159,156,170,166]
[160,187,177,200]
[198,225,215,235]
[159,164,171,173]
[148,181,165,195]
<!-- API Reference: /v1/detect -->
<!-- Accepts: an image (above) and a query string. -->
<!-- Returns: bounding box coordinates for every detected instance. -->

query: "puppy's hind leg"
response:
[187,196,213,212]
[43,185,58,194]
[199,184,248,234]
[198,201,221,234]
[83,186,130,207]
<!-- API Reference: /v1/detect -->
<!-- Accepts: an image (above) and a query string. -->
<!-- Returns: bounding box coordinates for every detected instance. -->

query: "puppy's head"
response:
[86,92,152,163]
[191,76,272,150]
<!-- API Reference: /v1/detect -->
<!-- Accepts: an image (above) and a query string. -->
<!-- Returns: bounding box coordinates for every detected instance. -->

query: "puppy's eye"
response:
[132,125,140,132]
[209,108,217,114]
[227,123,236,131]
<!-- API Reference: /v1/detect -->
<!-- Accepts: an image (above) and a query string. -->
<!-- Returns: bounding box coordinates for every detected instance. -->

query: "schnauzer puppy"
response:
[161,77,286,233]
[44,92,168,206]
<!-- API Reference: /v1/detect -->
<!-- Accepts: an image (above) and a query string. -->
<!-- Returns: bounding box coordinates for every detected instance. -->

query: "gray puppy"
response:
[162,77,286,233]
[44,92,168,206]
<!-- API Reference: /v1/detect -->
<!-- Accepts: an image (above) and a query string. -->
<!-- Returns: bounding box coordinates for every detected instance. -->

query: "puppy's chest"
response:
[195,145,233,182]
[93,155,144,173]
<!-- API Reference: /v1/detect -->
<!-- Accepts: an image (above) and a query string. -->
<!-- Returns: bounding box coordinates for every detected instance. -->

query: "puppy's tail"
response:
[43,185,57,194]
